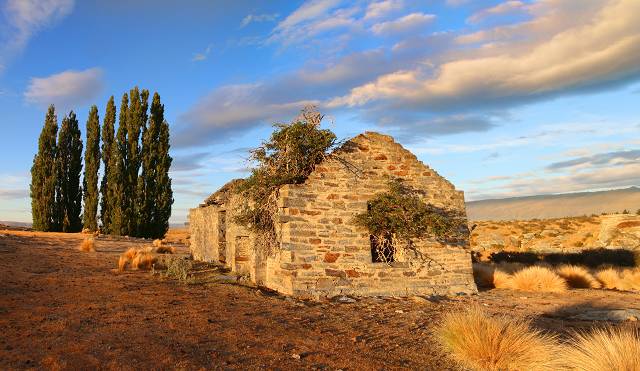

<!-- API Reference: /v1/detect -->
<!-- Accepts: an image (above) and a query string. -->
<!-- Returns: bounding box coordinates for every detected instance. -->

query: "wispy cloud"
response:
[24,67,104,110]
[1,0,74,70]
[240,13,278,28]
[0,189,28,200]
[371,13,435,36]
[364,0,404,20]
[467,1,526,24]
[191,44,212,62]
[268,0,357,46]
[546,149,640,170]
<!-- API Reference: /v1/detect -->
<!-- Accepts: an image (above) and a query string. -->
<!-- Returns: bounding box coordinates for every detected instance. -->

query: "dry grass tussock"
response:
[118,247,157,271]
[563,327,640,371]
[556,265,601,289]
[509,266,568,293]
[155,245,176,254]
[152,239,162,247]
[472,263,514,289]
[435,306,561,371]
[596,267,640,291]
[78,238,96,252]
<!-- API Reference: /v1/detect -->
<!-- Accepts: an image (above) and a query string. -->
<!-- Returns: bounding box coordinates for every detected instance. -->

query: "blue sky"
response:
[1,0,639,224]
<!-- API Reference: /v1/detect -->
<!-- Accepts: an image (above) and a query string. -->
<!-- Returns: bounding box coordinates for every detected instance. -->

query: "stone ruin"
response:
[189,132,477,299]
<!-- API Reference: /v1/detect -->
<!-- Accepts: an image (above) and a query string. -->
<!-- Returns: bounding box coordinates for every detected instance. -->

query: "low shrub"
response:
[509,266,567,293]
[165,258,193,281]
[563,327,640,371]
[435,306,561,371]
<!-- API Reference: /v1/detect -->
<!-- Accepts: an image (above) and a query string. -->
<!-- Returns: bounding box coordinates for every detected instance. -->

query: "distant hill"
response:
[0,221,32,228]
[466,187,640,221]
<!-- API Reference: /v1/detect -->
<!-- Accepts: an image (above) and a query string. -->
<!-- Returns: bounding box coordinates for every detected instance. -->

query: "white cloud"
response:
[274,0,342,32]
[467,1,526,24]
[192,44,212,62]
[268,0,358,46]
[24,67,104,110]
[330,0,640,111]
[1,0,74,68]
[240,13,279,28]
[364,0,404,20]
[371,12,435,36]
[175,83,318,147]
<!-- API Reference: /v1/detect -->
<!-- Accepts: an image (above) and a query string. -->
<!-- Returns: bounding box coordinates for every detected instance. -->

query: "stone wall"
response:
[188,206,220,263]
[268,132,476,299]
[189,132,477,299]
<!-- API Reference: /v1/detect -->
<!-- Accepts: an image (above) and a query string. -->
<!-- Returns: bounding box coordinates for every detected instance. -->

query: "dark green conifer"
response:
[107,94,128,235]
[154,117,173,238]
[126,87,149,236]
[100,96,116,233]
[30,105,58,231]
[139,93,162,237]
[82,105,101,231]
[56,111,83,232]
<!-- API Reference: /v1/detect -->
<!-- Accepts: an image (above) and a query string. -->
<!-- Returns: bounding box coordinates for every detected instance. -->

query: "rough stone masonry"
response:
[189,132,477,299]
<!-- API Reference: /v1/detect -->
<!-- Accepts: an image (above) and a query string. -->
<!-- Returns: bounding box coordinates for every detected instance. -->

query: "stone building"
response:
[189,132,477,299]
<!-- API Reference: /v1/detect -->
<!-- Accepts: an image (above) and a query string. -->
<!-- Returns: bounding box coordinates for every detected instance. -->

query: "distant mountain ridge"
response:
[466,187,640,221]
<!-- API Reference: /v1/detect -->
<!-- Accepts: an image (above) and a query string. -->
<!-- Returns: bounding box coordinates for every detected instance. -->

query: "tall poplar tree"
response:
[126,87,149,236]
[139,92,162,237]
[100,96,116,233]
[82,105,101,231]
[30,105,58,231]
[56,111,83,232]
[154,118,173,238]
[107,93,128,235]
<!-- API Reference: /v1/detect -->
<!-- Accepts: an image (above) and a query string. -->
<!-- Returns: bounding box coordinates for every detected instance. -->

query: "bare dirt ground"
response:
[1,229,639,370]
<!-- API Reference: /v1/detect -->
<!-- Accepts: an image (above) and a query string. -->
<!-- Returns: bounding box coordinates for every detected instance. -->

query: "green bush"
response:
[354,179,466,262]
[234,107,338,247]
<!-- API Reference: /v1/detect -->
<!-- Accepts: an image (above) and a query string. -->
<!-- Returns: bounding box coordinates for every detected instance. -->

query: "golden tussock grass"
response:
[556,265,601,289]
[435,306,561,371]
[155,245,176,254]
[118,247,157,271]
[152,239,163,247]
[509,266,567,293]
[596,268,626,290]
[131,251,156,270]
[472,263,515,289]
[563,327,640,371]
[78,238,96,252]
[621,269,640,291]
[117,255,129,271]
[493,270,513,289]
[123,247,138,260]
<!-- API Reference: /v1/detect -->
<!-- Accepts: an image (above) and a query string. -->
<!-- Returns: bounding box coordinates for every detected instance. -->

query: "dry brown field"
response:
[1,228,639,370]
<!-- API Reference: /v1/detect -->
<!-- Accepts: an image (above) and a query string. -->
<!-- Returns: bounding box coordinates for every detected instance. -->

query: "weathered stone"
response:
[188,131,477,299]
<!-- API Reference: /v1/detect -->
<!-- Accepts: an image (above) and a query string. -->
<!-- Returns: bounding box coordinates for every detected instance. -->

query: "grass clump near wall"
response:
[436,306,561,371]
[509,266,568,293]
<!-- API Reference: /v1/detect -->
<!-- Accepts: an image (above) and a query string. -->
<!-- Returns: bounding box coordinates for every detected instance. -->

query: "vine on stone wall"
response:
[234,106,338,253]
[354,178,467,264]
